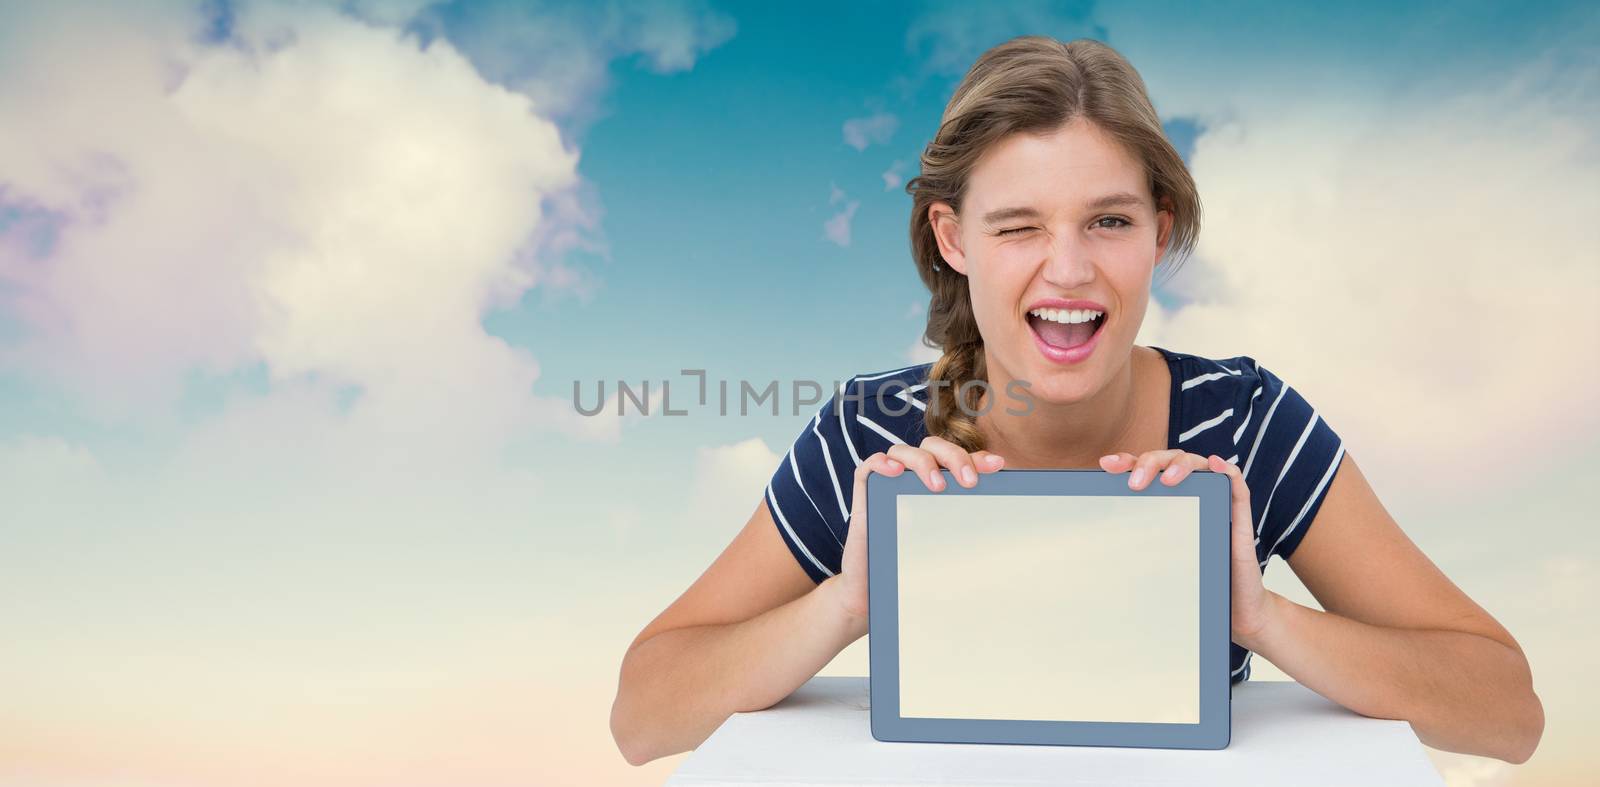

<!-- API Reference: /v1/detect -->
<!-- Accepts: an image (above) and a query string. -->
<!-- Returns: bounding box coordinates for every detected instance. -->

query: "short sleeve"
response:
[1234,360,1347,564]
[765,380,863,584]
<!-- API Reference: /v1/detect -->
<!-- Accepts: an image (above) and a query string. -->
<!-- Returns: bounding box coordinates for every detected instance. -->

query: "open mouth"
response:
[1027,307,1106,351]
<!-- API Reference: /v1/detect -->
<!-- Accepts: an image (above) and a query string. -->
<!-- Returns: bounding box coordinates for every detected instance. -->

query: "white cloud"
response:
[539,377,668,444]
[406,0,736,133]
[906,335,941,365]
[823,201,860,247]
[339,0,436,26]
[842,111,898,151]
[687,436,781,533]
[904,1,1100,78]
[823,184,860,247]
[882,159,907,190]
[0,10,733,776]
[0,2,586,444]
[0,433,101,489]
[1148,47,1600,500]
[0,0,739,430]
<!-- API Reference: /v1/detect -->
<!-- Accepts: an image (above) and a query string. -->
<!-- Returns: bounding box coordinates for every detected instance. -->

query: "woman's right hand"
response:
[832,436,1006,622]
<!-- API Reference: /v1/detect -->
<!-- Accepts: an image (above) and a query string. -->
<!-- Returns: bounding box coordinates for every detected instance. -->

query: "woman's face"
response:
[930,118,1173,404]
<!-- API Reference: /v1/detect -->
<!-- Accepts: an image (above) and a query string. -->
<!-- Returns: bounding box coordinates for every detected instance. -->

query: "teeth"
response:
[1029,307,1104,325]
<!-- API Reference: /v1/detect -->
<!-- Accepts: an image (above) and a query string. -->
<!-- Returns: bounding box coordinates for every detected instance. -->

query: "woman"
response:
[610,36,1542,767]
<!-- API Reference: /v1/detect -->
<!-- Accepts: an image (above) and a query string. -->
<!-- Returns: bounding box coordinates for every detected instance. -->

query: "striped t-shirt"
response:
[765,344,1346,684]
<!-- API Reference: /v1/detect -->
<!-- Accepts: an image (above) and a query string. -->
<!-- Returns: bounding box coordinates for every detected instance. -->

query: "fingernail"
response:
[886,459,901,469]
[1100,454,1119,464]
[988,454,1005,465]
[931,472,944,490]
[961,466,977,485]
[1129,468,1145,486]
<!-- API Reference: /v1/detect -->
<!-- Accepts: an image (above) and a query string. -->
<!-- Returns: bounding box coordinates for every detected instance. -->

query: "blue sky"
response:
[4,0,1593,460]
[489,0,1593,457]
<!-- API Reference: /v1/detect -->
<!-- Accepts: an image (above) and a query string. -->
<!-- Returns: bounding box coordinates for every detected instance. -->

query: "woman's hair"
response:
[905,36,1201,452]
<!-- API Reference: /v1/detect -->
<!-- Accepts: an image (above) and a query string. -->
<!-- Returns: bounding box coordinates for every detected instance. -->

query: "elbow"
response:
[614,732,659,767]
[1493,649,1544,765]
[1501,686,1544,765]
[611,688,662,767]
[610,698,645,767]
[610,664,657,767]
[610,649,675,767]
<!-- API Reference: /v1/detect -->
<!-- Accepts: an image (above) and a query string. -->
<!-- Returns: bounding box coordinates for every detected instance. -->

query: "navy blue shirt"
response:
[765,345,1347,684]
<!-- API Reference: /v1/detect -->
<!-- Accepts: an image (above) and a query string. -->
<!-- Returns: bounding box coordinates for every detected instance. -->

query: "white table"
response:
[667,676,1444,786]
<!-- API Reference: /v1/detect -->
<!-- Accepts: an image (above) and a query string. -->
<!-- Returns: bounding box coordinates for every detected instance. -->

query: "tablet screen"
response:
[894,494,1200,725]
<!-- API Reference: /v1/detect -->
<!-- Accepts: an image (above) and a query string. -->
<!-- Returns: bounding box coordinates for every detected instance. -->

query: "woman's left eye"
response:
[997,226,1034,236]
[1093,216,1131,229]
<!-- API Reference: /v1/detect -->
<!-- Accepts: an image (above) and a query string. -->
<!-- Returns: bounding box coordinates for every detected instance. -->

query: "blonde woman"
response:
[610,36,1542,767]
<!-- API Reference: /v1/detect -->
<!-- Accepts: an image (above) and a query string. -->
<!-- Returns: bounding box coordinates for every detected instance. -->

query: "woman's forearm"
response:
[610,575,868,766]
[1244,590,1543,763]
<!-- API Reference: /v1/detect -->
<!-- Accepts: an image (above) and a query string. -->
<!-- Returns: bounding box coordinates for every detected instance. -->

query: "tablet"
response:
[865,468,1231,750]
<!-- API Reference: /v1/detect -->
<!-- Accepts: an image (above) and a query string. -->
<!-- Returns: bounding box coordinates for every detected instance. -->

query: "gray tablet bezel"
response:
[866,468,1232,750]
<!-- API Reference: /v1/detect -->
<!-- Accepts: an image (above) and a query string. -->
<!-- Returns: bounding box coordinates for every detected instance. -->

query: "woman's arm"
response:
[611,571,865,766]
[1242,590,1540,762]
[609,492,872,766]
[1238,453,1544,764]
[613,444,988,766]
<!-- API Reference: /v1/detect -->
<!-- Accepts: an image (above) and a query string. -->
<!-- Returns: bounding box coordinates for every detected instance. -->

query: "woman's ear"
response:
[929,201,969,275]
[1154,196,1175,260]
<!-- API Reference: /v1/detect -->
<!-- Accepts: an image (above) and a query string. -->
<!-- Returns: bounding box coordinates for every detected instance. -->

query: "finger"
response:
[886,444,945,491]
[1129,449,1186,490]
[851,452,904,514]
[969,450,1006,474]
[1207,454,1256,538]
[1212,454,1260,569]
[1099,452,1136,473]
[853,450,904,488]
[848,452,905,547]
[1159,452,1211,486]
[920,435,980,488]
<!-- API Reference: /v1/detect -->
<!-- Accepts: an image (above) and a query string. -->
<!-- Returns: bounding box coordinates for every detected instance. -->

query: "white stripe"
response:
[1241,385,1288,480]
[1178,408,1234,443]
[788,443,843,548]
[895,383,927,411]
[854,364,922,382]
[1256,410,1319,538]
[856,414,907,445]
[811,413,850,523]
[1225,454,1239,464]
[1231,651,1252,677]
[837,379,862,466]
[1232,386,1264,444]
[767,483,834,577]
[1270,442,1346,555]
[1181,369,1239,390]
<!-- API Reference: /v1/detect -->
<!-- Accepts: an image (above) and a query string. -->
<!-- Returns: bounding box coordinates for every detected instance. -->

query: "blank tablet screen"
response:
[894,494,1200,725]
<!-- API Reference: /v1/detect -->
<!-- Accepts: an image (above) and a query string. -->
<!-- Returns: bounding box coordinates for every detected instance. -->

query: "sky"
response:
[1,0,1597,785]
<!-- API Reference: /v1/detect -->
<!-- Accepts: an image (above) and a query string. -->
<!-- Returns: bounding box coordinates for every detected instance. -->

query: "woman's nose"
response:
[1040,234,1096,288]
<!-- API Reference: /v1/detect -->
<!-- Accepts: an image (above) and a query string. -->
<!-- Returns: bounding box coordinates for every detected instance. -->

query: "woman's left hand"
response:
[1099,450,1277,648]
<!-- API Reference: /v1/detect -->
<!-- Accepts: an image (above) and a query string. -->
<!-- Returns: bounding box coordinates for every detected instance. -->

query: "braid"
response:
[924,339,988,453]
